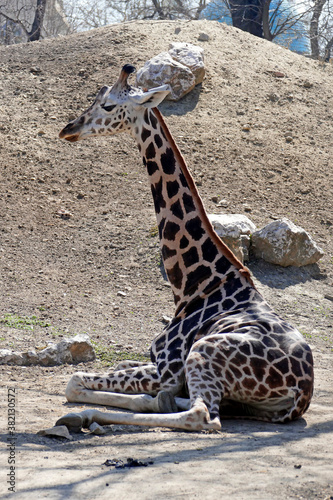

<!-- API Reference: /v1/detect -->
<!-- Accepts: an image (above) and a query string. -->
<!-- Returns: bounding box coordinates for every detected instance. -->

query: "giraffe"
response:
[56,64,314,433]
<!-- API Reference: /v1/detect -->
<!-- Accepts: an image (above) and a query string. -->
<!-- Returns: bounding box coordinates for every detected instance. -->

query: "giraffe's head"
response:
[59,64,170,142]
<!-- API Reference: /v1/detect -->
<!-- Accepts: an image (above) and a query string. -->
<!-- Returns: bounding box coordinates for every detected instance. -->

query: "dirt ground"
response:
[0,19,332,499]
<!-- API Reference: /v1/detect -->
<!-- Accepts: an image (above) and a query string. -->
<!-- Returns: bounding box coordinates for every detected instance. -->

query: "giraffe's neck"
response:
[132,108,252,310]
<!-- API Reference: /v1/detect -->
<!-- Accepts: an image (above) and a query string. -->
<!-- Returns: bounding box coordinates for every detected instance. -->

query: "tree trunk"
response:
[309,0,326,59]
[262,0,273,41]
[229,0,264,38]
[324,36,333,62]
[28,0,47,42]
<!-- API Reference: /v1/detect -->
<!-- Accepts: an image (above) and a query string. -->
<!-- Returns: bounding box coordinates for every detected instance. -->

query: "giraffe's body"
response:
[57,65,314,432]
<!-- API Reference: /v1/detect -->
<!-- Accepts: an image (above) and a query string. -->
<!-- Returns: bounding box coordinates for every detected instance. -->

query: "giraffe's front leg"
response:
[64,367,178,414]
[56,398,221,433]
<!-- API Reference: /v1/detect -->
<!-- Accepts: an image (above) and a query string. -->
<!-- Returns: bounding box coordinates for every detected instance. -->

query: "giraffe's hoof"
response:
[157,391,178,413]
[56,412,84,433]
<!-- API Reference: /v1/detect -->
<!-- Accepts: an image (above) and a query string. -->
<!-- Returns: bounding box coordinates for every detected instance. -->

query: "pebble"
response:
[117,291,127,297]
[267,93,279,102]
[37,425,73,440]
[198,33,209,41]
[89,422,106,435]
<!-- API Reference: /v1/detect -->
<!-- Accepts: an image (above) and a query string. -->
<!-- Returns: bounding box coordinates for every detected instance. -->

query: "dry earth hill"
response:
[0,19,332,500]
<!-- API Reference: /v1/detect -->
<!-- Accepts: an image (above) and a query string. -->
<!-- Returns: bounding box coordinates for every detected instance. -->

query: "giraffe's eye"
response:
[102,104,117,112]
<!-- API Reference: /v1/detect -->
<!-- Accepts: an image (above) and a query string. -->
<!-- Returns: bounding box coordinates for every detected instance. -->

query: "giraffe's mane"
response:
[153,107,254,287]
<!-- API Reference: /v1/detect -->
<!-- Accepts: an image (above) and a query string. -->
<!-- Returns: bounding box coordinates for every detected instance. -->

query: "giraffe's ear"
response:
[131,85,171,108]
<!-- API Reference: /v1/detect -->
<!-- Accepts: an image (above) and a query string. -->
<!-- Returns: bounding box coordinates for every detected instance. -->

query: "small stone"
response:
[174,27,181,34]
[37,425,73,440]
[285,136,293,143]
[267,93,279,102]
[242,124,251,131]
[162,315,172,324]
[271,71,286,78]
[198,33,209,41]
[89,422,107,435]
[303,80,313,88]
[56,209,73,219]
[294,464,302,469]
[37,130,46,136]
[30,66,42,74]
[217,199,228,208]
[117,291,127,297]
[211,196,219,203]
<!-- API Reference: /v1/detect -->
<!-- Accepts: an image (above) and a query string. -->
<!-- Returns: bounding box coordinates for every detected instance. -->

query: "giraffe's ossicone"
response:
[56,65,314,433]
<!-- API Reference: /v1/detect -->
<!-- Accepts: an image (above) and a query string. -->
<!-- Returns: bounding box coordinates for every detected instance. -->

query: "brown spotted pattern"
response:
[58,65,314,427]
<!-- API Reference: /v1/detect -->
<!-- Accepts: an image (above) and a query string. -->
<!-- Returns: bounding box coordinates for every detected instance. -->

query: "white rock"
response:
[208,213,256,263]
[136,52,195,101]
[168,42,205,85]
[0,349,24,365]
[0,334,95,366]
[58,334,96,364]
[89,422,107,435]
[252,218,324,267]
[39,344,70,366]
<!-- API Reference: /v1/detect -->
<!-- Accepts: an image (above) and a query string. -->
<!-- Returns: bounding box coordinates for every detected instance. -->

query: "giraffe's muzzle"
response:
[59,125,80,142]
[59,117,85,142]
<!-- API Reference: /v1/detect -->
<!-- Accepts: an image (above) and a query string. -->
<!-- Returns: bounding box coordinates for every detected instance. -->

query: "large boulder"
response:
[136,43,205,101]
[252,218,324,267]
[168,42,205,85]
[208,213,256,263]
